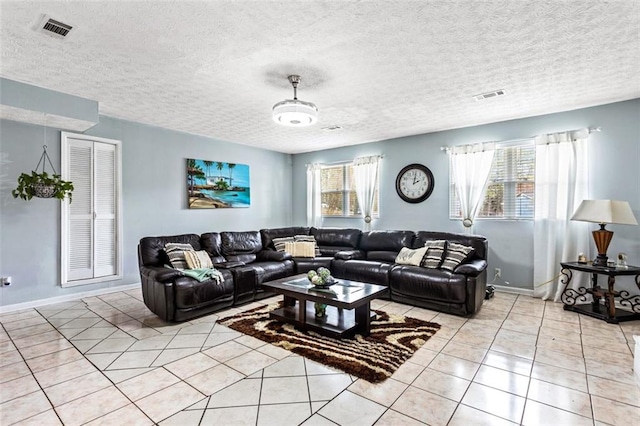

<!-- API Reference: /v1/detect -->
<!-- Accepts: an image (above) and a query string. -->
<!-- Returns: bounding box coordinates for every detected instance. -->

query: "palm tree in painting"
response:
[187,159,205,192]
[228,163,236,188]
[215,162,224,189]
[204,160,214,184]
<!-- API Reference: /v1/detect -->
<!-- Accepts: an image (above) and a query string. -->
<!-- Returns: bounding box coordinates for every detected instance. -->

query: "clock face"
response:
[396,164,435,203]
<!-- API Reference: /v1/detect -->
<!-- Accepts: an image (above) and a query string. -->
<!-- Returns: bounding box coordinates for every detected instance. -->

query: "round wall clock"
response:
[395,164,435,203]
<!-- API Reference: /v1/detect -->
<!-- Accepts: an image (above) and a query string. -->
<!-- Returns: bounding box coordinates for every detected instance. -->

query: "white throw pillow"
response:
[184,250,214,269]
[395,246,428,266]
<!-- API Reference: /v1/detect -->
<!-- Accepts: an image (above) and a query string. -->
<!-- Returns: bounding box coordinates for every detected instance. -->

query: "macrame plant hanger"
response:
[32,145,59,198]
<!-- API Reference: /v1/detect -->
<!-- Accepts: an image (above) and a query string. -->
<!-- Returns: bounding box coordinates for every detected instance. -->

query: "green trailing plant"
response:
[12,145,74,202]
[12,171,74,202]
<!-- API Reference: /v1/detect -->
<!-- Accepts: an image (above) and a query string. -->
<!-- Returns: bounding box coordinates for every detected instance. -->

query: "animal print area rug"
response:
[219,303,440,383]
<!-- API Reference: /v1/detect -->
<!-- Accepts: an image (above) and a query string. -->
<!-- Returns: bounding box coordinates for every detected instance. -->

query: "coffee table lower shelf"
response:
[270,301,375,339]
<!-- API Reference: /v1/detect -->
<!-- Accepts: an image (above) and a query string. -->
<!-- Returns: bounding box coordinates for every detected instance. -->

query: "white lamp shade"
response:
[571,199,638,225]
[272,99,318,126]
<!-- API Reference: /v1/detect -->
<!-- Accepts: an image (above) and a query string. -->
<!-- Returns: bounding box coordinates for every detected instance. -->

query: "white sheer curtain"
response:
[450,142,496,233]
[306,163,322,228]
[353,155,381,231]
[533,129,590,301]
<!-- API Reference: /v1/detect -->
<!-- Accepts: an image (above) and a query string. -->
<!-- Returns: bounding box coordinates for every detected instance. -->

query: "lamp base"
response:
[592,225,613,268]
[592,254,608,267]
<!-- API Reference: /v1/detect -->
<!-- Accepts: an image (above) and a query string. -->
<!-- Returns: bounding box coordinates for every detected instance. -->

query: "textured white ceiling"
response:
[1,1,639,154]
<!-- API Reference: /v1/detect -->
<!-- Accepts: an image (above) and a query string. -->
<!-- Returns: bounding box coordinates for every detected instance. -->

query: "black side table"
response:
[560,262,640,323]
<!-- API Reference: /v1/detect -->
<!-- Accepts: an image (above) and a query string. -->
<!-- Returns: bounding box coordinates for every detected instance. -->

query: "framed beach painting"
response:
[187,159,250,208]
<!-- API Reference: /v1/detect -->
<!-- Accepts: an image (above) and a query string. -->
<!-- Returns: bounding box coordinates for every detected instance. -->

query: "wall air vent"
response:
[473,90,506,101]
[321,125,343,131]
[34,15,73,39]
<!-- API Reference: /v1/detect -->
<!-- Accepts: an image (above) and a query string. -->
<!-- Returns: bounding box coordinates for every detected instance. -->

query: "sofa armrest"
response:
[453,259,487,276]
[334,250,366,260]
[214,261,246,269]
[140,266,183,283]
[256,250,293,262]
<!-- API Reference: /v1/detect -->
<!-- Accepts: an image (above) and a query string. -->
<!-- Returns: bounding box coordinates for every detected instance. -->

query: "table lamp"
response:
[571,200,638,267]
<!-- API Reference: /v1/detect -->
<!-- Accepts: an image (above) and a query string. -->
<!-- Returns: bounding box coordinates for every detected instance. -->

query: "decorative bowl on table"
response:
[307,267,337,288]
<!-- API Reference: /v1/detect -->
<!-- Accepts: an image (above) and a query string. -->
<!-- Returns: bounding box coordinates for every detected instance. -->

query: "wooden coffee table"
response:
[261,274,388,338]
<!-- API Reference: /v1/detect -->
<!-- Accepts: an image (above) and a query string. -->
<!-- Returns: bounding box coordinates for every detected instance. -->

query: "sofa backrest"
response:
[260,227,310,250]
[200,232,227,263]
[221,231,262,263]
[414,231,487,261]
[360,230,415,262]
[138,234,201,267]
[310,227,362,256]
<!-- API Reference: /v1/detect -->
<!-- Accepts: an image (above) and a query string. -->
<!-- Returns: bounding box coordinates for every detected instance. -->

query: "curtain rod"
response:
[440,126,602,152]
[305,154,384,167]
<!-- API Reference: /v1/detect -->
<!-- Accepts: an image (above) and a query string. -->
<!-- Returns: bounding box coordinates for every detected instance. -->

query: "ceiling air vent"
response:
[473,90,505,101]
[321,125,343,131]
[34,15,73,39]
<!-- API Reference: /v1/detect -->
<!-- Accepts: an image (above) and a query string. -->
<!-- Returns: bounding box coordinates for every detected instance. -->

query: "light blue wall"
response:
[292,99,640,292]
[0,116,293,306]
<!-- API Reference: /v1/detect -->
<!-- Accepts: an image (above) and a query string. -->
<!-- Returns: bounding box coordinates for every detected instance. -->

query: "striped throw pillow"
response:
[421,240,446,269]
[272,237,294,252]
[440,242,474,272]
[184,250,213,269]
[294,235,321,257]
[164,243,194,270]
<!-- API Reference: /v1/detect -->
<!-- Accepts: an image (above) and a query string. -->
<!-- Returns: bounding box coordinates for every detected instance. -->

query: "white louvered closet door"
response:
[62,132,121,287]
[93,143,116,277]
[67,139,94,281]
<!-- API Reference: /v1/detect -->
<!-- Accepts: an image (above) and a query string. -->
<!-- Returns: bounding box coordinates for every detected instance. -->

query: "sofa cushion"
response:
[332,259,393,286]
[441,243,475,272]
[221,231,262,263]
[310,228,361,255]
[139,234,201,267]
[260,227,310,250]
[415,231,487,261]
[165,243,195,269]
[184,250,214,269]
[421,240,446,269]
[366,251,399,263]
[200,232,227,263]
[173,274,234,310]
[252,261,295,283]
[395,247,428,266]
[360,230,415,252]
[389,265,467,303]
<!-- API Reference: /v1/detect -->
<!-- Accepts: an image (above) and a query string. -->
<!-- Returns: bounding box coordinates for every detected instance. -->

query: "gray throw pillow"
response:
[421,240,446,269]
[164,243,195,269]
[440,242,474,272]
[272,237,294,252]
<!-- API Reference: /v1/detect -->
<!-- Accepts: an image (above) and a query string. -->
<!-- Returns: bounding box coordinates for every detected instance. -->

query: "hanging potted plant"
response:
[12,145,74,202]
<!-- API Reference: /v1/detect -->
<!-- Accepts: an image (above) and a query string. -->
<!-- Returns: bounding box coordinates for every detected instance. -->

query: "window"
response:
[450,142,535,219]
[321,163,379,217]
[61,132,122,287]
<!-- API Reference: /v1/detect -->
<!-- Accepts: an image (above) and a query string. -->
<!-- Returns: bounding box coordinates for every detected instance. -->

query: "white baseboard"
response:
[492,284,534,297]
[0,283,141,314]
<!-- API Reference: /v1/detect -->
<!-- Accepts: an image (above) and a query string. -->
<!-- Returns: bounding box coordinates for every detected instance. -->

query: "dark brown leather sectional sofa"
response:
[138,227,488,322]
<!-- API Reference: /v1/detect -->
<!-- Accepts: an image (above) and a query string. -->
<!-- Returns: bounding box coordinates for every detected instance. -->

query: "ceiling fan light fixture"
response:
[272,75,318,127]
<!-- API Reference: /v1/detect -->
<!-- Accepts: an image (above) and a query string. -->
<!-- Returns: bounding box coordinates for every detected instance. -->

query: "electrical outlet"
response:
[495,268,501,278]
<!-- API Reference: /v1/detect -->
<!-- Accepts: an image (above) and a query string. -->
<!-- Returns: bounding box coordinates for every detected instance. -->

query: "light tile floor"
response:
[1,289,639,425]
